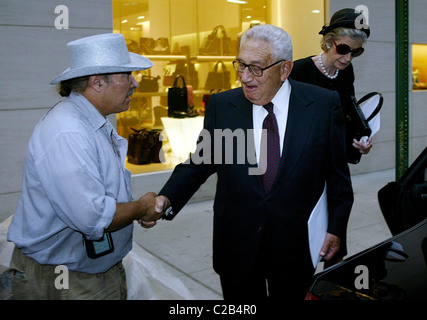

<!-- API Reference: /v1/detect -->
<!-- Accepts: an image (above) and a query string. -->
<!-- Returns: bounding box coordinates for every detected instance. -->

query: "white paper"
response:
[360,95,381,138]
[307,184,328,268]
[368,112,380,137]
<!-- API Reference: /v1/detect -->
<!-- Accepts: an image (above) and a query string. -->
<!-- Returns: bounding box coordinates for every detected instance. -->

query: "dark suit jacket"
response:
[160,79,353,279]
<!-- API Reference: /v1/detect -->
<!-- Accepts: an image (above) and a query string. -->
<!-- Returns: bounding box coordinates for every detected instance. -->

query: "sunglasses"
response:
[332,38,364,57]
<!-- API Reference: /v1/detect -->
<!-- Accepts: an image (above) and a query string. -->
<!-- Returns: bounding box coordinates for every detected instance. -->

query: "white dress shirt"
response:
[252,80,291,163]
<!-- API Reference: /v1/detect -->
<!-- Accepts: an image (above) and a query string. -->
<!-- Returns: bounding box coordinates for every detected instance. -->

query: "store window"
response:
[112,0,325,174]
[412,44,427,91]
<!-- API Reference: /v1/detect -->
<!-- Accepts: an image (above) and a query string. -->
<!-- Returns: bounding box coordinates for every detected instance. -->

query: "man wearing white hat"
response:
[7,33,163,299]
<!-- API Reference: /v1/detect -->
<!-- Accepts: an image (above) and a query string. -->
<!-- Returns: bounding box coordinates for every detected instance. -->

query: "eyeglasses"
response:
[332,39,364,57]
[233,59,285,77]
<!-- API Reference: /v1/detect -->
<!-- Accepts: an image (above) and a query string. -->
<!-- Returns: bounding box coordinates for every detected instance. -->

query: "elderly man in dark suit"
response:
[151,24,353,300]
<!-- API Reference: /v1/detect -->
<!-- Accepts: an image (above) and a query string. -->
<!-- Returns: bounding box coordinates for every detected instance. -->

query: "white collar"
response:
[254,79,291,114]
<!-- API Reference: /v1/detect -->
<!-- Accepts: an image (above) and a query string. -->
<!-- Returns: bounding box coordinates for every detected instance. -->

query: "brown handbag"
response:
[199,25,232,56]
[204,61,231,91]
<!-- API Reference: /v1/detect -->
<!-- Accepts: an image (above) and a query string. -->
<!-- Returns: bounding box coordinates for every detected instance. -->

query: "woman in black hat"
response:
[290,8,372,164]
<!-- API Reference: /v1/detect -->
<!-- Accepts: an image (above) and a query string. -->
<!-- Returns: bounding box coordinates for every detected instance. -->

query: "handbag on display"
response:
[137,75,160,92]
[199,25,232,56]
[140,37,170,55]
[346,92,383,164]
[163,65,175,87]
[173,61,199,90]
[204,61,231,91]
[127,128,163,165]
[168,75,188,118]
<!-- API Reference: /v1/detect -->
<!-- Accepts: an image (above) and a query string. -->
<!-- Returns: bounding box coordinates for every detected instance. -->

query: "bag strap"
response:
[213,25,226,36]
[173,74,186,88]
[130,127,146,134]
[213,61,227,73]
[356,92,383,122]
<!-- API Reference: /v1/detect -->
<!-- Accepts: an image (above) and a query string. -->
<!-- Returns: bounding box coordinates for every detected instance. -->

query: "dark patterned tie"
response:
[260,102,280,194]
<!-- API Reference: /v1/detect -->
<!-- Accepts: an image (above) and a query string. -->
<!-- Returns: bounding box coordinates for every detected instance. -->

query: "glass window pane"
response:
[112,0,325,175]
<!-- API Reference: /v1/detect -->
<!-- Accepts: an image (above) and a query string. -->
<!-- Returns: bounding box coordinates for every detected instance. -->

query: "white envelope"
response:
[307,184,328,268]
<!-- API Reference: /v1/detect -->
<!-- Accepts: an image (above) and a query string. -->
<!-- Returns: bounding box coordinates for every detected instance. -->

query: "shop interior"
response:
[112,0,325,174]
[412,44,427,91]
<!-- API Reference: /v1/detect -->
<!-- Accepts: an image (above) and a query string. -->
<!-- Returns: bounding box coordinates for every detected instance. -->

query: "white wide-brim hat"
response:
[50,33,153,84]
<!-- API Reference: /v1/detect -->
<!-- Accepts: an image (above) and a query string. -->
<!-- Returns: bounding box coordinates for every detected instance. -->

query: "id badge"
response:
[84,232,114,259]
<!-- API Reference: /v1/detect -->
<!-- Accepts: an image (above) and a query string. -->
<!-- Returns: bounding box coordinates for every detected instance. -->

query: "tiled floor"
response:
[132,169,395,300]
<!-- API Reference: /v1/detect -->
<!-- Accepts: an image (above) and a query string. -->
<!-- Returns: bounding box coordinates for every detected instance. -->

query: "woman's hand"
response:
[353,138,373,154]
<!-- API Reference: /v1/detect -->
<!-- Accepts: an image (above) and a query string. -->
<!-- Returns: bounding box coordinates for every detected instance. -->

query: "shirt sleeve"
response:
[36,131,116,240]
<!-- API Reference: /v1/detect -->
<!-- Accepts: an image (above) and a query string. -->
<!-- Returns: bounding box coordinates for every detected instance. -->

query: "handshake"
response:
[135,192,171,229]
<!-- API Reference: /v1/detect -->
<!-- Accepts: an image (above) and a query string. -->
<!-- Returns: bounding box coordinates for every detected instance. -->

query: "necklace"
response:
[319,52,339,79]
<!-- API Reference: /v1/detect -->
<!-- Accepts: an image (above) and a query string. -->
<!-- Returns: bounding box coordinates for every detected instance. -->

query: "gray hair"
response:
[321,27,368,52]
[240,24,293,61]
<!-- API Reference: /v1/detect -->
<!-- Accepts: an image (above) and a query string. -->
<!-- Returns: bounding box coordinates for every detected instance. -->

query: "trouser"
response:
[219,264,312,301]
[9,247,127,300]
[219,230,314,301]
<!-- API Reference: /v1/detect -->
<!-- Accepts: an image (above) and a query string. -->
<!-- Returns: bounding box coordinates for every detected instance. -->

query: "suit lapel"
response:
[226,84,315,193]
[227,90,265,190]
[278,80,315,179]
[228,89,253,131]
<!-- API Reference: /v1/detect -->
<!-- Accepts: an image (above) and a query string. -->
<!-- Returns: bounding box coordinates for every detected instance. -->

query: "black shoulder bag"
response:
[346,92,383,164]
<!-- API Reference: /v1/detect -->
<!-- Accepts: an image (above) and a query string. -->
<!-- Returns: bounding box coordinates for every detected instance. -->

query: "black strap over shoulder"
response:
[356,92,383,122]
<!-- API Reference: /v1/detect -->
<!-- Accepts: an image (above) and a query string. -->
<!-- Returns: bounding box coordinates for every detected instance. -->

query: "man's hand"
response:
[107,192,161,231]
[319,233,341,262]
[138,195,171,229]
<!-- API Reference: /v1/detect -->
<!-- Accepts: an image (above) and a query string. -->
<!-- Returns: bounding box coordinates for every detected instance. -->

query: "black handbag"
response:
[167,75,188,118]
[199,25,232,56]
[173,61,199,90]
[204,61,231,91]
[127,128,163,165]
[346,92,383,164]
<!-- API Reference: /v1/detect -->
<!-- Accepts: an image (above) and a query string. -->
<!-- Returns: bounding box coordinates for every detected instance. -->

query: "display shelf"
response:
[191,55,236,62]
[133,90,214,98]
[143,55,236,62]
[144,54,188,61]
[125,160,175,175]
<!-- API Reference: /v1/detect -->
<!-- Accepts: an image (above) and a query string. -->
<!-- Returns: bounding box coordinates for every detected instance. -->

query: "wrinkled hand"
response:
[353,138,373,154]
[319,233,341,262]
[138,195,171,229]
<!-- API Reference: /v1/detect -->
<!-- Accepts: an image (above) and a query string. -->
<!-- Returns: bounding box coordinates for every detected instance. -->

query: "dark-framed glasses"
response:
[233,59,285,77]
[332,38,364,57]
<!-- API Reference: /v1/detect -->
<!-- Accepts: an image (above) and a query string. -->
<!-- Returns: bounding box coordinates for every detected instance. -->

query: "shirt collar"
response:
[271,79,291,114]
[254,79,291,114]
[68,92,107,131]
